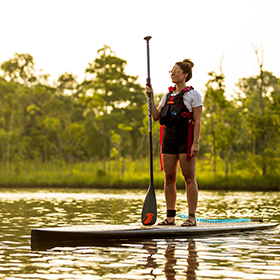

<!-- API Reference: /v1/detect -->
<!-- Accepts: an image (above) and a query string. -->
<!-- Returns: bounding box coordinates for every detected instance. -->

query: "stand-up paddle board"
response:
[31,221,278,250]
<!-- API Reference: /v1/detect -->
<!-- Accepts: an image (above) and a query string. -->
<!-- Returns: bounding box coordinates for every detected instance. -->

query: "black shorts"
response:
[161,126,189,154]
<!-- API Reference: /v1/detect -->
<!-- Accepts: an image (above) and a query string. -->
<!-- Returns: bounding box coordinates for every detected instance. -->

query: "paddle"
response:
[141,36,157,226]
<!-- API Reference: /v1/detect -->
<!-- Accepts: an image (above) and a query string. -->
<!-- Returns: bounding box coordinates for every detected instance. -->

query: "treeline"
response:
[0,45,280,182]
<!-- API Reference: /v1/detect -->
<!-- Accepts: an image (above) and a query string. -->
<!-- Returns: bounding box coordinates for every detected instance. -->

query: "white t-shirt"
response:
[158,88,203,112]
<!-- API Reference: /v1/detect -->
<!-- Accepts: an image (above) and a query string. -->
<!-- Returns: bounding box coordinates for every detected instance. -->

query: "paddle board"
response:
[31,221,278,250]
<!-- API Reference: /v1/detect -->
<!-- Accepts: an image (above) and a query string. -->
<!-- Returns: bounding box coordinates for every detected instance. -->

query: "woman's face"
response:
[170,64,188,83]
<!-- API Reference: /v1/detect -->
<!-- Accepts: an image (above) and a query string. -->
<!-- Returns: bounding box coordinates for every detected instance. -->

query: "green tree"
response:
[57,72,78,95]
[0,78,26,174]
[0,53,37,86]
[203,71,225,173]
[82,45,146,165]
[236,70,280,176]
[202,70,239,176]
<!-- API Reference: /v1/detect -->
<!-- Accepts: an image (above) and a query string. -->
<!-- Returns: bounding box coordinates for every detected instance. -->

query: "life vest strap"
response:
[186,118,194,161]
[160,125,165,171]
[180,112,192,118]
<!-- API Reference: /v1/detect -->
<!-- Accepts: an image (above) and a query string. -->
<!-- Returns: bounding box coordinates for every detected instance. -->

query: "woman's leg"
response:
[179,154,198,225]
[161,154,179,223]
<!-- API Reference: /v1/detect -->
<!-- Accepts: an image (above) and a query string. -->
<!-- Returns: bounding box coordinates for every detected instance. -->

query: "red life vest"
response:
[159,86,193,126]
[159,86,194,171]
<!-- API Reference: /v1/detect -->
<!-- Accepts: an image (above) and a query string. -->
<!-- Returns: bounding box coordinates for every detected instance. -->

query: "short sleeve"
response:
[182,89,203,112]
[191,90,203,108]
[158,92,168,108]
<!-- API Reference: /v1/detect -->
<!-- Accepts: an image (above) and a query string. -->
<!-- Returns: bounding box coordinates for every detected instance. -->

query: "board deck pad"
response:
[31,221,278,250]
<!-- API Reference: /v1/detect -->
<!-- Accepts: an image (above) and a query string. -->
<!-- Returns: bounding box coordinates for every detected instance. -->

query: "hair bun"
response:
[183,59,194,68]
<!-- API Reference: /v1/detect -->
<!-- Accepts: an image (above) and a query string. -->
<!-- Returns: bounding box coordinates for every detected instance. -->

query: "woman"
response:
[145,59,203,226]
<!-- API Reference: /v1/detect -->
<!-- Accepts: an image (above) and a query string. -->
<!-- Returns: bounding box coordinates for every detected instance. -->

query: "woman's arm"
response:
[191,106,203,156]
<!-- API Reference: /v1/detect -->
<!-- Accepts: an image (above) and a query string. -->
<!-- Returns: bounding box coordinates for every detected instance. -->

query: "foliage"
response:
[0,53,37,86]
[235,71,280,175]
[202,71,240,176]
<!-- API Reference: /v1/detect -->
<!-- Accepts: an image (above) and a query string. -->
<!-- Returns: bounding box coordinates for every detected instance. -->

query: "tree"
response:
[0,78,25,174]
[82,45,146,164]
[0,53,37,86]
[202,68,239,176]
[236,69,280,176]
[57,72,78,95]
[203,70,225,174]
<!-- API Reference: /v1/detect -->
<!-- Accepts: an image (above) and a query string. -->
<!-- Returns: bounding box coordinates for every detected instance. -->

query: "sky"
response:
[1,0,280,98]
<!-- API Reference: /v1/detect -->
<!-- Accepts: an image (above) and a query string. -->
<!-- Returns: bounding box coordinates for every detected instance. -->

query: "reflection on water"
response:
[0,189,279,279]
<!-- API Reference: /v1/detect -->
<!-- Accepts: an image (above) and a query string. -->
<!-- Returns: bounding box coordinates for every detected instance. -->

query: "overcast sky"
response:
[1,0,279,98]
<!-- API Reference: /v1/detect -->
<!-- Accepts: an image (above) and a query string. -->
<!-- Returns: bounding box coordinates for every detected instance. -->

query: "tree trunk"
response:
[70,154,73,176]
[16,118,21,175]
[259,68,266,176]
[122,157,125,178]
[225,160,228,177]
[6,105,15,175]
[253,43,266,176]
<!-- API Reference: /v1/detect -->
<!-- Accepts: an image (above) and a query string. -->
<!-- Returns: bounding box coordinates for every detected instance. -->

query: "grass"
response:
[0,157,279,191]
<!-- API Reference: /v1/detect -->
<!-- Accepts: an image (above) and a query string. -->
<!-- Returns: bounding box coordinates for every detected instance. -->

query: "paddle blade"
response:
[141,183,157,226]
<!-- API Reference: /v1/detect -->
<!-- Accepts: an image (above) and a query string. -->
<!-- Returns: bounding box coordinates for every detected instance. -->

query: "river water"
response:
[0,188,279,279]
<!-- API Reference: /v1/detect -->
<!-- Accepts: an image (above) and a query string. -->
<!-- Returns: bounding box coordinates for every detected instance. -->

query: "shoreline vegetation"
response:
[1,51,280,193]
[0,159,279,191]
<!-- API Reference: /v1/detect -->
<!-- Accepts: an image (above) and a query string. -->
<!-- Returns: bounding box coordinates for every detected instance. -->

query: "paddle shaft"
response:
[144,36,154,184]
[141,36,157,226]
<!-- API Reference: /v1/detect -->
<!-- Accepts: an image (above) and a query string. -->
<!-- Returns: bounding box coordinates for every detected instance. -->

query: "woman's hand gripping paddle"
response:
[141,36,157,226]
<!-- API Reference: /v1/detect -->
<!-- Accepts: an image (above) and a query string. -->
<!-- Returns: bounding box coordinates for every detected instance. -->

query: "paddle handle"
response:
[144,36,151,87]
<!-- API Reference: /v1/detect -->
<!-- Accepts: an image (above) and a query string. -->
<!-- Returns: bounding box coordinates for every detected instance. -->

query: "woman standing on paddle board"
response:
[145,59,203,226]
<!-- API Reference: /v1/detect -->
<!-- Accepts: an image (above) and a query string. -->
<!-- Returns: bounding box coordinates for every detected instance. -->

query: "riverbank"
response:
[0,175,279,191]
[0,160,279,191]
